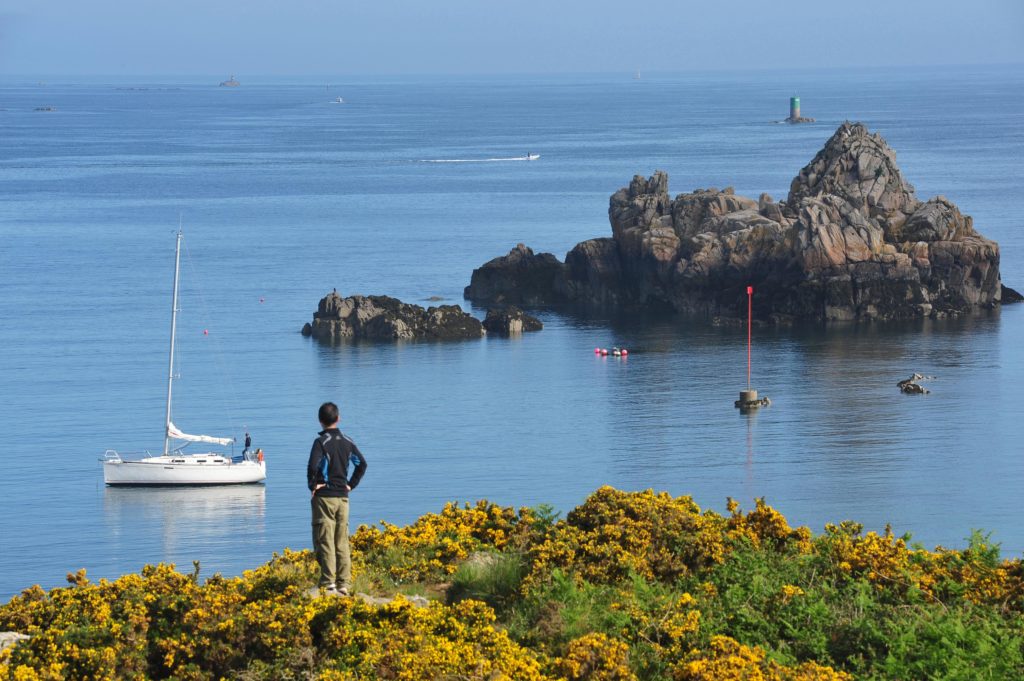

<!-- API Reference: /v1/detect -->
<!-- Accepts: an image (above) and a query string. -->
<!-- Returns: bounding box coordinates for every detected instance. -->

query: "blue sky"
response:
[1,0,1021,75]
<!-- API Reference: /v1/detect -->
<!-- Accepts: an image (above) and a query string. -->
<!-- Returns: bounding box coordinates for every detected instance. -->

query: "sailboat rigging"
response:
[101,230,267,485]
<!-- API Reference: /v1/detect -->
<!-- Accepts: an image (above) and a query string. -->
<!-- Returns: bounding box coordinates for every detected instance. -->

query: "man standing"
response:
[307,401,368,596]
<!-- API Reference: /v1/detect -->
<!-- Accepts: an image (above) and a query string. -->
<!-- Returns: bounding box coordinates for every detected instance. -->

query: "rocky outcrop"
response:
[1002,285,1024,303]
[482,306,543,335]
[464,244,565,306]
[897,373,934,395]
[465,123,1008,322]
[0,632,29,652]
[302,292,484,341]
[354,592,430,608]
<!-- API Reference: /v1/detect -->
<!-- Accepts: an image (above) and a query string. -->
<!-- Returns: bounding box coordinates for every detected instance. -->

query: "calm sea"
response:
[1,67,1023,597]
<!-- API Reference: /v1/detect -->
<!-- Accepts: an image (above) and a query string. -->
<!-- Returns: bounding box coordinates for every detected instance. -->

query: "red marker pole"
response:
[746,285,753,389]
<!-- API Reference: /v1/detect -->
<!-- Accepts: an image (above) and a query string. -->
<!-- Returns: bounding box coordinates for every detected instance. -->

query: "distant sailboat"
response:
[100,230,266,485]
[634,69,641,80]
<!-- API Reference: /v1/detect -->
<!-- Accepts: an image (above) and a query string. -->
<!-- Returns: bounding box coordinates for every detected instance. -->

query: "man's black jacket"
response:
[307,427,367,497]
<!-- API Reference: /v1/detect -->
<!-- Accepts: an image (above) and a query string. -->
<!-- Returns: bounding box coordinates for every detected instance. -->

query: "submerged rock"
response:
[302,292,484,341]
[897,373,934,395]
[482,306,543,335]
[465,123,1009,322]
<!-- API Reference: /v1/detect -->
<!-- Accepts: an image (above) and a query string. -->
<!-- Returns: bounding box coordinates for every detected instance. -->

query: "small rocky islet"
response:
[301,292,542,341]
[465,122,1019,322]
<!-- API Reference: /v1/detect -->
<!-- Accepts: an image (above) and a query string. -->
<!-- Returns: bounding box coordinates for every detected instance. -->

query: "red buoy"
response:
[601,348,609,356]
[594,347,600,354]
[203,329,209,335]
[621,349,629,356]
[746,286,753,389]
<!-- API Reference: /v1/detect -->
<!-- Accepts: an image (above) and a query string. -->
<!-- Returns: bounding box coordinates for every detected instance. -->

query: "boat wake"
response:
[419,154,540,163]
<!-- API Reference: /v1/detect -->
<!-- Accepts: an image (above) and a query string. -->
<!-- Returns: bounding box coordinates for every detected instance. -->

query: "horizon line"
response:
[1,61,1022,81]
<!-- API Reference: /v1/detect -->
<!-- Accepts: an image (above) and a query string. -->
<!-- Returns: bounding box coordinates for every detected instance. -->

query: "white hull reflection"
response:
[104,483,266,519]
[103,484,266,556]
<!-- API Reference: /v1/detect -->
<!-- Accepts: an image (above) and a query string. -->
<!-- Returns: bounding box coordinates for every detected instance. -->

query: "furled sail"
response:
[167,421,234,447]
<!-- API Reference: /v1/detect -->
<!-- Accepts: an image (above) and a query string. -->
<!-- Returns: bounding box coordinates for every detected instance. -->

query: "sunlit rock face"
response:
[465,122,1006,322]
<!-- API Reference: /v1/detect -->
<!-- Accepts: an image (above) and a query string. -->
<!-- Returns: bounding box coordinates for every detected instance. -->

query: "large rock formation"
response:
[302,292,484,341]
[465,244,566,306]
[465,123,1011,322]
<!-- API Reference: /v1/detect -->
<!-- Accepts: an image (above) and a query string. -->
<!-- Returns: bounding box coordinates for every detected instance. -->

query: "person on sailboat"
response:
[307,401,368,597]
[243,432,251,455]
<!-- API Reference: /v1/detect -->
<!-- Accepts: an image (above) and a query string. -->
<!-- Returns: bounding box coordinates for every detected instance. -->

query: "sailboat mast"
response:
[164,230,183,455]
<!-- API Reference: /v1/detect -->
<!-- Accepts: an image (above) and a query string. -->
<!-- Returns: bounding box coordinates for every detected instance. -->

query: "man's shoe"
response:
[337,586,350,597]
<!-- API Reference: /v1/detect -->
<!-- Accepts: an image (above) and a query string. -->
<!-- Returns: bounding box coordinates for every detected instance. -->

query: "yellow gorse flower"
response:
[351,500,532,582]
[2,487,1020,680]
[676,635,852,680]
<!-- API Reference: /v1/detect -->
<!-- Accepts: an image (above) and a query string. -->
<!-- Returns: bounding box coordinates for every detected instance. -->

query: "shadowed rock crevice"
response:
[465,122,1010,322]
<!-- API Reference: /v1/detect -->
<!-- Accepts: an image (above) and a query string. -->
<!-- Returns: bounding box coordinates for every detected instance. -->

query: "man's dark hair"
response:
[318,402,339,426]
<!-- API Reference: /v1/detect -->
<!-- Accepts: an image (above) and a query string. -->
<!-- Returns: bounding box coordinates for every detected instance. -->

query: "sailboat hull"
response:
[103,455,267,486]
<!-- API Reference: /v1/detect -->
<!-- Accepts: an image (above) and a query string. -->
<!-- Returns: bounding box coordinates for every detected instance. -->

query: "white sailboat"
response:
[101,230,267,486]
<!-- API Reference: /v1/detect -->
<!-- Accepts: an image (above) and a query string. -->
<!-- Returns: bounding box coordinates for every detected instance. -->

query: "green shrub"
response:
[447,551,526,612]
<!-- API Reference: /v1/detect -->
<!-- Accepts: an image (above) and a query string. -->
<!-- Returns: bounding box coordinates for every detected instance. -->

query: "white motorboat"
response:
[101,230,266,486]
[526,153,540,161]
[331,96,345,104]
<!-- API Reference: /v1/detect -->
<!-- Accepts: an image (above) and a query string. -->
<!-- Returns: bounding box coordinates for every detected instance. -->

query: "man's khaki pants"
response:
[312,495,351,590]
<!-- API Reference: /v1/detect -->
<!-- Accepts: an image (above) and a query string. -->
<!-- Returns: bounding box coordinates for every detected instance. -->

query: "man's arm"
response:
[347,442,368,491]
[307,440,324,491]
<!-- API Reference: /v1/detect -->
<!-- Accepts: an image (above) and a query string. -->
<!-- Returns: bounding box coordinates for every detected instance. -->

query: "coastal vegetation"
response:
[3,486,1024,679]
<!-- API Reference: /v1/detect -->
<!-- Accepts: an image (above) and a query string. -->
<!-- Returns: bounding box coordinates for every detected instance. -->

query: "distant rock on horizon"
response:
[465,122,1013,322]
